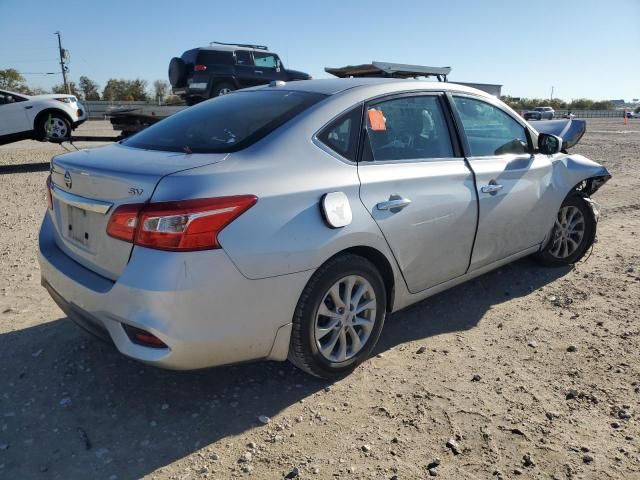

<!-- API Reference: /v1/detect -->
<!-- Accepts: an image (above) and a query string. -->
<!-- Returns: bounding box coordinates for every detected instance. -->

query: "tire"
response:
[535,194,596,266]
[37,113,71,142]
[211,82,235,97]
[288,254,387,379]
[168,57,186,87]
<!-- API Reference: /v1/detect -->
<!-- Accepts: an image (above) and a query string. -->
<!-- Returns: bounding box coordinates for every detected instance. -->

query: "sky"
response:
[1,0,638,101]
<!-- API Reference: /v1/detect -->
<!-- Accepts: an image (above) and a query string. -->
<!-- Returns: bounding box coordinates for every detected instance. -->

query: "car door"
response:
[450,94,555,271]
[233,50,257,88]
[357,93,478,293]
[0,91,31,135]
[252,52,287,84]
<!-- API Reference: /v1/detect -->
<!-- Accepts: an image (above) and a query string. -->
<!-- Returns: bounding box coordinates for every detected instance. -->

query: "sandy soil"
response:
[0,119,638,480]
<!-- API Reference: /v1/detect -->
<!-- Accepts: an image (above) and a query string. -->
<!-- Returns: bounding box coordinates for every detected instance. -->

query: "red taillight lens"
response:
[106,196,257,251]
[106,203,144,242]
[122,324,168,349]
[194,64,207,72]
[46,174,53,210]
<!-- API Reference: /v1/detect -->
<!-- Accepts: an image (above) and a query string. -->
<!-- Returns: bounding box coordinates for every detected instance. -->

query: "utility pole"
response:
[550,86,554,101]
[54,31,69,94]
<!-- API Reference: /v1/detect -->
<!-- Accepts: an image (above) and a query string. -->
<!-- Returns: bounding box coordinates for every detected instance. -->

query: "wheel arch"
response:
[33,108,74,132]
[330,246,396,312]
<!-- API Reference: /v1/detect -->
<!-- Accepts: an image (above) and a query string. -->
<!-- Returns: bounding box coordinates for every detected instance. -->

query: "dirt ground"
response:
[0,119,638,480]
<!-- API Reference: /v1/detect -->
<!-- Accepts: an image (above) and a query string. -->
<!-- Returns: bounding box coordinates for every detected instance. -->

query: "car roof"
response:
[197,45,277,55]
[247,77,495,98]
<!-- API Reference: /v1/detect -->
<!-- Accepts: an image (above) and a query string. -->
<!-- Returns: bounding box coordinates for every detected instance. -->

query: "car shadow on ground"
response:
[0,258,569,479]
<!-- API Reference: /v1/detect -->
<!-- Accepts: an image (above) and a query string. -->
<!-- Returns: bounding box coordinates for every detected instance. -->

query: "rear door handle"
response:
[480,184,503,194]
[376,196,411,211]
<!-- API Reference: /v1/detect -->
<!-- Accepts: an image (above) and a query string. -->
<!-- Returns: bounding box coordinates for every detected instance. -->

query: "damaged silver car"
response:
[39,79,610,379]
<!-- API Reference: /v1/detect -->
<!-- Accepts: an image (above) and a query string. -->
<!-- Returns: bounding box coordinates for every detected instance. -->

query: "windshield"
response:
[123,90,326,153]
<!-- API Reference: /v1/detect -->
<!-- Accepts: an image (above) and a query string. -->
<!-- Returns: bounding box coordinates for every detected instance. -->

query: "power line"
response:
[17,72,59,75]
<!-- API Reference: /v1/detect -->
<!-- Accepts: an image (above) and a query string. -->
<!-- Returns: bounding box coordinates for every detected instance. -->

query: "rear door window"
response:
[362,95,455,162]
[123,90,326,153]
[235,50,253,65]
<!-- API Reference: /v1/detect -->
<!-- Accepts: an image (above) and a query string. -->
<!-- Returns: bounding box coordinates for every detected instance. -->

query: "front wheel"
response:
[37,113,71,142]
[288,254,387,379]
[535,194,596,266]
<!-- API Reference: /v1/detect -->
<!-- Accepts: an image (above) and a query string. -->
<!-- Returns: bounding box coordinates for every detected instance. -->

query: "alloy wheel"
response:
[314,275,377,363]
[549,205,586,259]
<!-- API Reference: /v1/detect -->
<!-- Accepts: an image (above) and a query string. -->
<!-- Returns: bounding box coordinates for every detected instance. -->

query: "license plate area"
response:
[64,204,93,250]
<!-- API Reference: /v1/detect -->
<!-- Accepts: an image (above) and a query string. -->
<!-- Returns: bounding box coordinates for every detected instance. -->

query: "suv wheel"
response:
[288,254,387,379]
[37,113,71,142]
[212,82,235,97]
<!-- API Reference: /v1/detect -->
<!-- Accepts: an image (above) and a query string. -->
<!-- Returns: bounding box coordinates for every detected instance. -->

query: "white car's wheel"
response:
[37,113,71,142]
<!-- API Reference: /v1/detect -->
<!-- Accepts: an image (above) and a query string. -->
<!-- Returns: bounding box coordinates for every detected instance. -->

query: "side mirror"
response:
[538,133,562,154]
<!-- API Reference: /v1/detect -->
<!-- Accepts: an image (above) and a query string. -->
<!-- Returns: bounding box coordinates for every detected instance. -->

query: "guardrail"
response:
[520,110,629,119]
[82,101,185,119]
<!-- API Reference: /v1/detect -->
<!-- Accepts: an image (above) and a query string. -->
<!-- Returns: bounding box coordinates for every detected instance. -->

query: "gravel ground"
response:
[0,119,639,480]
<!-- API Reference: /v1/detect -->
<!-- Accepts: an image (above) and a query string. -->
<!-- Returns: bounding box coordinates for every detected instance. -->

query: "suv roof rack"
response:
[210,41,269,51]
[325,61,451,82]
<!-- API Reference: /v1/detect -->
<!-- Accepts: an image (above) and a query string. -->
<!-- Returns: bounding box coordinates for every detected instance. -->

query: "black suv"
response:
[168,42,311,105]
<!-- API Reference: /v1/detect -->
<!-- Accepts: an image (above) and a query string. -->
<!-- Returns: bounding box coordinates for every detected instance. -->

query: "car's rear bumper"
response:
[38,213,310,370]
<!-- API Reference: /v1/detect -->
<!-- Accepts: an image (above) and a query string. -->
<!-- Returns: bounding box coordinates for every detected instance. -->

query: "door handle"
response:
[481,184,503,195]
[376,196,411,211]
[25,105,33,109]
[254,70,263,74]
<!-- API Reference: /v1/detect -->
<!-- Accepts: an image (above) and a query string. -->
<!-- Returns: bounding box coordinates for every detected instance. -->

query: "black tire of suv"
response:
[211,82,235,97]
[168,57,186,87]
[288,254,387,379]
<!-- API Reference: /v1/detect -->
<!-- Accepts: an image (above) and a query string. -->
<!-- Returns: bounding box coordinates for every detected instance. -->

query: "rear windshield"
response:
[122,90,326,153]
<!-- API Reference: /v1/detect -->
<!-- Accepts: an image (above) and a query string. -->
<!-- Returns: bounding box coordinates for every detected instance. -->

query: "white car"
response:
[0,89,87,145]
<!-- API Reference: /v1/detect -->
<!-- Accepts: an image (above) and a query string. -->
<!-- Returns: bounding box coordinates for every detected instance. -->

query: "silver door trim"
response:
[51,185,113,215]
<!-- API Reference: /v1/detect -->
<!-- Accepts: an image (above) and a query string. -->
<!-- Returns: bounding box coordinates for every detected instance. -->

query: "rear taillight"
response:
[46,174,53,210]
[194,64,207,72]
[106,203,143,242]
[106,196,257,251]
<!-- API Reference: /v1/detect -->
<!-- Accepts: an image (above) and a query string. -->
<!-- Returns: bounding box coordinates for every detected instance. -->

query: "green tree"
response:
[568,98,594,110]
[102,78,148,101]
[591,100,613,110]
[79,76,100,100]
[0,68,31,93]
[52,82,82,99]
[153,80,169,102]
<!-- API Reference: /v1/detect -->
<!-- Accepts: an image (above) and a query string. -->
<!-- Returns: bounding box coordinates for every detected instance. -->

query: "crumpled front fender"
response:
[551,154,611,197]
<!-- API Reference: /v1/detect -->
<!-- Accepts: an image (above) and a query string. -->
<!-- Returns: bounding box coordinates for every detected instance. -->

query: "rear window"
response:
[122,90,326,154]
[197,50,234,65]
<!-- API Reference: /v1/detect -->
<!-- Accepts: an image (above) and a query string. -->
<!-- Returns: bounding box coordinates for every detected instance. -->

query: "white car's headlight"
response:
[55,97,76,104]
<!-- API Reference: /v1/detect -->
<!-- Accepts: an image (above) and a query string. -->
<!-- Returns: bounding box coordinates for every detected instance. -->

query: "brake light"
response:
[46,174,53,210]
[106,203,143,242]
[106,196,257,251]
[194,64,207,72]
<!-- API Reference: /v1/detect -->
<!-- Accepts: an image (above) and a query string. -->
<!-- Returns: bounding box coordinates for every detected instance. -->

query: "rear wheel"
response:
[288,254,386,379]
[211,82,235,97]
[37,113,71,142]
[535,194,596,266]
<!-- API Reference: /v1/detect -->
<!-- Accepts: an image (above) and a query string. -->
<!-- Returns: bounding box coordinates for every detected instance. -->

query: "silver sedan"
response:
[38,78,610,378]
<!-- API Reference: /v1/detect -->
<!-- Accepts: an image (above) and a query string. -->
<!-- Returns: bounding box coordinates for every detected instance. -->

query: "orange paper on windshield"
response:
[367,109,386,131]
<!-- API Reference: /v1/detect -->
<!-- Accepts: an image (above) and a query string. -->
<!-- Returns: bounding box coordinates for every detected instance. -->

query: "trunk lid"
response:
[49,143,228,280]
